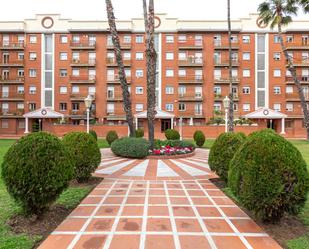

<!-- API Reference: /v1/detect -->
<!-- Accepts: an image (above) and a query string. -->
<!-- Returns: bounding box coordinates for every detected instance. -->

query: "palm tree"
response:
[105,0,135,137]
[143,0,157,149]
[258,0,309,140]
[227,0,234,132]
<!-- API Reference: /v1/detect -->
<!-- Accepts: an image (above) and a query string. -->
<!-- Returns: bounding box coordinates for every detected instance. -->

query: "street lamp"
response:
[223,96,230,133]
[84,95,93,133]
[179,117,183,140]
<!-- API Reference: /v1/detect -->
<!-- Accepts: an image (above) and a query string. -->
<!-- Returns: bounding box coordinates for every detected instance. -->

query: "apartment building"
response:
[0,14,308,137]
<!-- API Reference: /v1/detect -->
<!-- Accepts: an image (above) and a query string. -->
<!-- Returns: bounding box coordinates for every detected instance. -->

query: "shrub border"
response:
[146,151,195,159]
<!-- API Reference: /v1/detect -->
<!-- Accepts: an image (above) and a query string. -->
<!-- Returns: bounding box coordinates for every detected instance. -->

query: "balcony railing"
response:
[0,76,24,84]
[69,75,96,84]
[178,74,203,84]
[70,41,96,49]
[285,92,309,101]
[0,42,25,50]
[178,38,203,49]
[178,94,203,101]
[0,109,24,116]
[107,74,131,83]
[70,94,96,101]
[214,93,239,101]
[285,42,309,50]
[0,93,24,101]
[70,59,96,67]
[107,93,123,101]
[214,76,240,84]
[214,59,239,67]
[107,42,132,50]
[286,75,309,83]
[106,57,131,66]
[178,57,203,67]
[0,59,25,67]
[214,40,239,49]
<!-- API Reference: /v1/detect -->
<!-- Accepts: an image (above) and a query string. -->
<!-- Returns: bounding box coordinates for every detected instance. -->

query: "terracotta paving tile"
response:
[212,197,235,205]
[116,218,143,231]
[172,206,196,217]
[149,183,164,188]
[148,206,170,216]
[74,235,107,249]
[129,189,146,195]
[191,197,212,205]
[110,189,127,195]
[200,184,218,189]
[149,189,165,196]
[207,189,226,197]
[37,235,75,249]
[175,218,203,232]
[114,183,129,188]
[121,206,144,216]
[168,189,186,196]
[148,196,167,204]
[103,197,124,204]
[231,219,263,233]
[89,189,108,195]
[203,219,234,233]
[221,207,248,217]
[145,235,175,249]
[170,197,190,205]
[96,206,120,216]
[144,160,158,179]
[187,190,206,196]
[183,183,200,189]
[196,207,221,217]
[126,196,146,204]
[213,236,247,249]
[109,235,140,249]
[132,183,146,188]
[246,236,282,249]
[167,183,182,189]
[55,218,87,232]
[86,218,114,231]
[147,218,172,231]
[81,197,102,205]
[70,206,96,216]
[179,235,211,249]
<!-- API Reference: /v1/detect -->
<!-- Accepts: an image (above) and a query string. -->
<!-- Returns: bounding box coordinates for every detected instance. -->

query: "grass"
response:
[97,138,110,148]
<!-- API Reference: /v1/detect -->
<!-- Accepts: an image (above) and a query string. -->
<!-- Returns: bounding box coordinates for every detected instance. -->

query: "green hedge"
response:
[111,137,150,159]
[1,132,74,215]
[193,130,206,147]
[106,130,118,145]
[164,129,180,140]
[135,128,144,138]
[89,130,98,141]
[228,129,309,221]
[154,139,195,150]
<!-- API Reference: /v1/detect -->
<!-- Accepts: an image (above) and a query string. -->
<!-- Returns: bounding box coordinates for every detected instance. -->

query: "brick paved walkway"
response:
[38,149,282,249]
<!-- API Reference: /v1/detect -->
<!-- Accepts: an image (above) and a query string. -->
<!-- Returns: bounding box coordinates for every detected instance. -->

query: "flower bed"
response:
[148,144,195,159]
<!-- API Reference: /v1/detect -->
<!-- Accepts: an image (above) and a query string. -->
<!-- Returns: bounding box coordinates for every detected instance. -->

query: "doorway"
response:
[161,119,171,132]
[267,119,275,130]
[32,119,42,132]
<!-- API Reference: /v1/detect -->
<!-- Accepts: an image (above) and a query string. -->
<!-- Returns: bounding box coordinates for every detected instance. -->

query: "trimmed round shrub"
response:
[106,130,118,145]
[111,137,150,159]
[208,132,246,183]
[228,129,309,221]
[89,130,98,141]
[1,132,74,215]
[193,130,206,147]
[62,132,101,183]
[135,128,144,138]
[164,129,180,140]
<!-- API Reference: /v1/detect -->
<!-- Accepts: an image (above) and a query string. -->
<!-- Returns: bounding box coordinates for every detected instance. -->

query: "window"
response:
[29,52,37,60]
[166,103,173,111]
[59,103,67,111]
[72,86,79,93]
[274,69,281,77]
[233,103,238,111]
[135,86,143,94]
[60,35,68,43]
[274,86,281,94]
[243,104,250,112]
[29,35,37,43]
[214,103,221,111]
[29,103,36,111]
[286,35,294,43]
[72,52,80,61]
[166,52,174,60]
[286,103,294,112]
[18,69,24,77]
[72,102,79,111]
[214,86,221,95]
[18,120,25,129]
[2,86,8,97]
[178,35,186,42]
[273,52,281,61]
[72,69,80,76]
[135,69,143,78]
[274,103,281,111]
[178,52,186,61]
[178,69,186,77]
[195,103,203,115]
[18,35,24,44]
[165,86,174,94]
[243,69,250,77]
[232,69,238,77]
[286,86,293,93]
[231,35,238,43]
[72,35,80,43]
[18,52,24,60]
[242,35,250,43]
[178,103,186,111]
[1,120,8,129]
[214,69,221,80]
[242,87,250,94]
[125,69,131,77]
[166,35,174,43]
[135,104,143,112]
[60,69,67,77]
[136,52,143,60]
[29,86,36,94]
[166,69,174,77]
[274,35,281,43]
[136,35,144,43]
[107,103,115,113]
[243,52,250,61]
[1,103,8,111]
[88,86,96,95]
[195,86,202,98]
[178,86,186,96]
[60,52,67,60]
[123,52,131,60]
[17,86,24,94]
[60,86,67,94]
[123,35,131,43]
[17,103,24,109]
[29,69,36,77]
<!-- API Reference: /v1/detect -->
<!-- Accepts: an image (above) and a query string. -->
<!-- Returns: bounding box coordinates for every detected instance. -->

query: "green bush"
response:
[1,132,74,215]
[111,137,150,159]
[193,130,206,147]
[208,132,246,183]
[135,128,144,138]
[154,139,195,150]
[62,132,101,183]
[164,129,180,140]
[106,130,119,145]
[228,129,309,221]
[89,130,98,141]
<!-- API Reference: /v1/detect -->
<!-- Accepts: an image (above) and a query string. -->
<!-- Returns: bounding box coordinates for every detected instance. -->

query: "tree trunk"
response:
[143,0,157,149]
[105,0,135,137]
[227,0,234,132]
[278,23,309,140]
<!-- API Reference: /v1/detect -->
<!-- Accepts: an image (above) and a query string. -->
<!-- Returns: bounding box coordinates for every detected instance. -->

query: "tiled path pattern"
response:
[39,149,282,249]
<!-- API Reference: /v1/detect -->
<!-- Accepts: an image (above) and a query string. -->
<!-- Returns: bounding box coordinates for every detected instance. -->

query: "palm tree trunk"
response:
[105,0,135,137]
[143,0,157,149]
[227,0,234,132]
[278,23,309,140]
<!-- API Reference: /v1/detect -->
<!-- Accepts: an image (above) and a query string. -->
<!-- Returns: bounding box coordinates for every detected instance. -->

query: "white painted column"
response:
[135,117,138,130]
[281,118,286,134]
[171,118,174,129]
[24,117,29,133]
[189,117,193,126]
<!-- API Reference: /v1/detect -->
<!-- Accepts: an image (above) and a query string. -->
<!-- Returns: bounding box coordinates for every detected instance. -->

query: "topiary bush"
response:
[111,137,150,159]
[208,132,246,183]
[1,132,74,215]
[164,129,180,140]
[106,130,118,145]
[89,130,98,141]
[62,132,101,183]
[193,130,206,147]
[228,129,309,222]
[135,128,144,138]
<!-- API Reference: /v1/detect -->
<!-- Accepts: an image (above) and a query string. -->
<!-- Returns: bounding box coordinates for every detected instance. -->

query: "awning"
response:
[244,108,287,119]
[23,108,64,119]
[135,108,175,119]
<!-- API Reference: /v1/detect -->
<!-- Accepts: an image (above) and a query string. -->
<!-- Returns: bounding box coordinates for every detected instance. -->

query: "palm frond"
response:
[299,0,309,13]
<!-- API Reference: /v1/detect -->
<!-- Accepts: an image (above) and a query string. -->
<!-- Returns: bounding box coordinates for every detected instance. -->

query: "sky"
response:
[0,0,308,21]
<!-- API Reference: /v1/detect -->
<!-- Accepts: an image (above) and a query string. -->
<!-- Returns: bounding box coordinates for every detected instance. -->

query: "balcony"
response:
[0,59,24,67]
[214,41,239,50]
[214,93,239,101]
[70,59,96,67]
[178,57,203,67]
[178,94,203,102]
[285,92,309,102]
[107,75,131,84]
[0,93,24,101]
[179,111,205,119]
[178,74,203,84]
[214,59,239,67]
[178,38,203,50]
[107,42,132,50]
[69,75,96,84]
[0,109,24,117]
[107,93,123,102]
[70,94,96,102]
[106,57,131,67]
[70,109,96,118]
[70,42,96,50]
[214,77,240,84]
[285,42,309,50]
[286,75,309,84]
[0,76,24,84]
[287,58,309,67]
[0,42,25,50]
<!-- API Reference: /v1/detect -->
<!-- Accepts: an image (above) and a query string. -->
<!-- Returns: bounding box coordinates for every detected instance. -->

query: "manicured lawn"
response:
[97,138,110,148]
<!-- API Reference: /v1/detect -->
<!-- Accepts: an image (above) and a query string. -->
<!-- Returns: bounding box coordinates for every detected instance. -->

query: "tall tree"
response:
[227,0,234,132]
[105,0,135,137]
[258,0,309,140]
[143,0,157,149]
